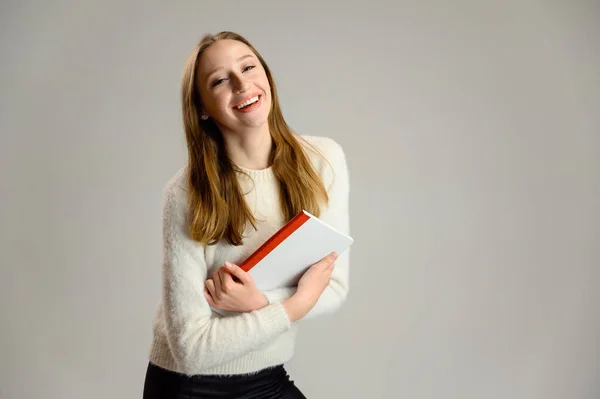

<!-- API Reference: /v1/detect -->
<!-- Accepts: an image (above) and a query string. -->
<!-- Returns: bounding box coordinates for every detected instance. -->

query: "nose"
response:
[232,73,250,93]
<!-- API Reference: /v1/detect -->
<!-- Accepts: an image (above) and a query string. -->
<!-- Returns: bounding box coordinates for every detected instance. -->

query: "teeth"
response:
[236,96,259,109]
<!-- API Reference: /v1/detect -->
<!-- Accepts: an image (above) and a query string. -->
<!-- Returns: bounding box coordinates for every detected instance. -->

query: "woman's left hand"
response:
[204,262,269,312]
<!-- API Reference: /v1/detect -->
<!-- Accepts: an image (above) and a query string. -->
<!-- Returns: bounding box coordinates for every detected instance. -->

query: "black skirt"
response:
[143,361,307,399]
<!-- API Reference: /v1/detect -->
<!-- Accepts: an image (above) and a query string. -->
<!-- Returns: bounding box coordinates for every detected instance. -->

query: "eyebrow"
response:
[205,54,256,83]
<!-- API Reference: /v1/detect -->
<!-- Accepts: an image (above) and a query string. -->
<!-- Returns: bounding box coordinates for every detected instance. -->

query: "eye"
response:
[243,65,255,72]
[212,78,227,87]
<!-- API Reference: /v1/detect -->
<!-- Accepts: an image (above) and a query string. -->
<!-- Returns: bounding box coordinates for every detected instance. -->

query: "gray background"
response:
[1,1,599,398]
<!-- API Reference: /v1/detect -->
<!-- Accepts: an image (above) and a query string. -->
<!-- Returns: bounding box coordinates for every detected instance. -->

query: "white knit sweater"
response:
[147,135,351,376]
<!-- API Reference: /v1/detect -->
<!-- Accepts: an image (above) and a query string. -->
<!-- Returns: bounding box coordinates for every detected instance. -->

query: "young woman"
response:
[142,31,351,399]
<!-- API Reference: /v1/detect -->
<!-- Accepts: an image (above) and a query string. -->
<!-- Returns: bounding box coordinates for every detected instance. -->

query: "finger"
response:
[204,287,215,306]
[327,252,339,263]
[324,252,338,264]
[212,271,223,297]
[224,262,252,284]
[206,279,221,302]
[316,252,338,269]
[219,268,235,292]
[205,278,217,299]
[325,262,335,276]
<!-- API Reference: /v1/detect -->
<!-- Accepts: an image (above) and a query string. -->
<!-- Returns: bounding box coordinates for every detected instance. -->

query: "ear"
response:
[200,108,210,120]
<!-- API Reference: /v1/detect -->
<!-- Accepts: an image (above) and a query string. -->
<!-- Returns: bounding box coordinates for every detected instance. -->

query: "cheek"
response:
[217,95,231,112]
[259,82,271,103]
[206,92,230,115]
[261,78,271,95]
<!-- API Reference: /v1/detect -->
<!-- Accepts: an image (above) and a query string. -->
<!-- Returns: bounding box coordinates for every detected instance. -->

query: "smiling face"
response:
[196,39,272,135]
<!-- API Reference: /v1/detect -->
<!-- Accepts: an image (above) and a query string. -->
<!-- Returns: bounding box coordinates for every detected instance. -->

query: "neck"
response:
[221,123,273,170]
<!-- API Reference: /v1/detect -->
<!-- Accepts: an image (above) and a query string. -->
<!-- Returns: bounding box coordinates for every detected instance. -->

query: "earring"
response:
[201,114,209,120]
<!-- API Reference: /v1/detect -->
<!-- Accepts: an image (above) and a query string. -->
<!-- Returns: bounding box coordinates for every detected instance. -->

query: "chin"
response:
[237,103,271,128]
[241,118,269,130]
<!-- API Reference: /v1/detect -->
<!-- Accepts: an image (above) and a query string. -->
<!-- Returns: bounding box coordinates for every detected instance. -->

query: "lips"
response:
[232,93,263,114]
[232,93,262,110]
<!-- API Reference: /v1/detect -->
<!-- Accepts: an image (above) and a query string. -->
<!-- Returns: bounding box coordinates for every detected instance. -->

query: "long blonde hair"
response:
[180,31,328,246]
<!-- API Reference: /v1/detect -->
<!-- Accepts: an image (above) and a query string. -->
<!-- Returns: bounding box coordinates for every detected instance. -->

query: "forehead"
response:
[197,39,256,75]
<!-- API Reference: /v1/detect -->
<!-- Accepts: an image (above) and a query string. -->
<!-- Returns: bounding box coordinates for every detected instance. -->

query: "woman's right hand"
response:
[283,252,338,322]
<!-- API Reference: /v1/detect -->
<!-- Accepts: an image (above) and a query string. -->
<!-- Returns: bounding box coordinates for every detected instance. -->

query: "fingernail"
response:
[330,252,338,259]
[225,261,233,269]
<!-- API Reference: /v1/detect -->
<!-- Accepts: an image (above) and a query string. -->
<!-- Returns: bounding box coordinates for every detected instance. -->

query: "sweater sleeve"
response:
[263,139,351,320]
[304,139,351,318]
[160,183,291,375]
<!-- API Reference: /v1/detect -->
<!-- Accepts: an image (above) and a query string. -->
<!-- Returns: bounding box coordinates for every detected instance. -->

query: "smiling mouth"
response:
[234,95,261,110]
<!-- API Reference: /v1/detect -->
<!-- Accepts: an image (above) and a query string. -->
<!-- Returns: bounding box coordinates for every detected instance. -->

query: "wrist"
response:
[252,292,269,311]
[283,296,303,322]
[283,291,314,322]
